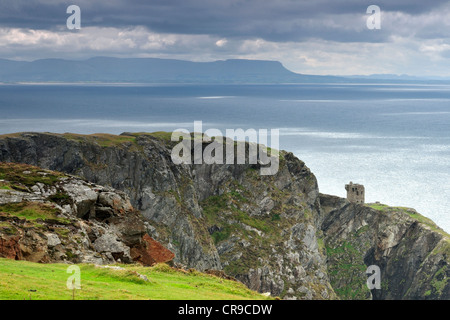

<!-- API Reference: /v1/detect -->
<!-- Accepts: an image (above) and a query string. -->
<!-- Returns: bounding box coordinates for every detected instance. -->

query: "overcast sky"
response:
[1,0,450,76]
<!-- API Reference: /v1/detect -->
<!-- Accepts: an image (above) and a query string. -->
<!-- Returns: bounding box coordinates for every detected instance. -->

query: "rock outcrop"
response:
[0,132,448,300]
[0,162,174,266]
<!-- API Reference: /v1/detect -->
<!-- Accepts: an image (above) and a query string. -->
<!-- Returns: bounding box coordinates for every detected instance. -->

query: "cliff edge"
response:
[0,132,448,300]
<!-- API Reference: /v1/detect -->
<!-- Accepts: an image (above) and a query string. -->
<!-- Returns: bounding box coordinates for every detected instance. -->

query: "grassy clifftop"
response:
[0,258,273,300]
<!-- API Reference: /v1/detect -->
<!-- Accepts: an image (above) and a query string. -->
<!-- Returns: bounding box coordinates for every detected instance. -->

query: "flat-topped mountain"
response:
[0,57,345,83]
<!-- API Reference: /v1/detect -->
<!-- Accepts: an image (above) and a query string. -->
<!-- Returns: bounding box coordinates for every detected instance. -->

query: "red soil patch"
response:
[131,234,175,266]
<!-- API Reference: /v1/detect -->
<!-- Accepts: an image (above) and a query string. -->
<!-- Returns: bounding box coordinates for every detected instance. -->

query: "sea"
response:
[0,83,449,232]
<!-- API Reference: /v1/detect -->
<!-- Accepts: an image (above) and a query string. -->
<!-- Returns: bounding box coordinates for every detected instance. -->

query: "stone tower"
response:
[345,181,365,204]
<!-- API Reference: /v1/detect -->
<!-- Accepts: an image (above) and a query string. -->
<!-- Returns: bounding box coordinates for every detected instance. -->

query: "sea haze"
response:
[0,83,449,232]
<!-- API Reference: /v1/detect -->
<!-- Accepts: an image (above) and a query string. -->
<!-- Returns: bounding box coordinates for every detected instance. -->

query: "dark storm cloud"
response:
[0,0,448,42]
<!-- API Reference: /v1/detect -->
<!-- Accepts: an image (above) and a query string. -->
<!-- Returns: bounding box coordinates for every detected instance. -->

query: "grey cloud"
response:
[0,0,449,43]
[1,0,450,76]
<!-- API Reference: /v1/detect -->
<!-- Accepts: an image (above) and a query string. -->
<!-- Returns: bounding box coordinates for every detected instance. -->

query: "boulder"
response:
[93,231,132,262]
[61,181,98,218]
[98,191,133,214]
[131,234,175,266]
[46,233,61,248]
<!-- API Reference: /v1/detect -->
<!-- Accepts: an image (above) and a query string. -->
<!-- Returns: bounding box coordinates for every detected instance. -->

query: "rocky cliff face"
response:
[320,194,449,299]
[0,132,448,300]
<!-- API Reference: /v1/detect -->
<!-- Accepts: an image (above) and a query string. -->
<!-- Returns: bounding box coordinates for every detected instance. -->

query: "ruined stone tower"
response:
[345,181,365,204]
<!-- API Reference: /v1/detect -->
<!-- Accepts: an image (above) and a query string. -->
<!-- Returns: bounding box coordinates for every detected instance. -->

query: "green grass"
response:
[0,162,65,188]
[0,202,60,221]
[62,133,136,148]
[0,202,71,225]
[366,203,388,211]
[367,203,449,238]
[133,131,174,142]
[0,258,273,300]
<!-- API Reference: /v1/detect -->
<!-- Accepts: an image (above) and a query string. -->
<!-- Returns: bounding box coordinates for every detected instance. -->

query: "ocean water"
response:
[0,83,449,232]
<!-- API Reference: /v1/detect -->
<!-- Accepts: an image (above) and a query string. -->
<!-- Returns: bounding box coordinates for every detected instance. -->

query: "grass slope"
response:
[0,258,272,300]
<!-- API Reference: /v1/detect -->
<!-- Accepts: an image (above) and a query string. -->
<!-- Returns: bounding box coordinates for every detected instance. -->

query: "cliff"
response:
[0,132,448,300]
[320,195,449,299]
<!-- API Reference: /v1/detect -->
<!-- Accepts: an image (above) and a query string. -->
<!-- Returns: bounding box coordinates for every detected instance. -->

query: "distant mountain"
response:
[347,74,450,81]
[0,57,346,83]
[0,57,448,84]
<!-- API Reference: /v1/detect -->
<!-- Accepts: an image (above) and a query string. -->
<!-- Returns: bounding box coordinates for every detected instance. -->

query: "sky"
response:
[1,0,450,76]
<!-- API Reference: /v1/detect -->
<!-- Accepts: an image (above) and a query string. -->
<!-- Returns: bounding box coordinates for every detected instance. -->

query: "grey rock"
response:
[61,181,98,218]
[46,233,61,248]
[0,189,44,205]
[93,232,131,260]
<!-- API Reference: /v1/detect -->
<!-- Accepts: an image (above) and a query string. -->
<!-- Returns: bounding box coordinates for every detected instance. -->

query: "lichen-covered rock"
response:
[0,162,174,267]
